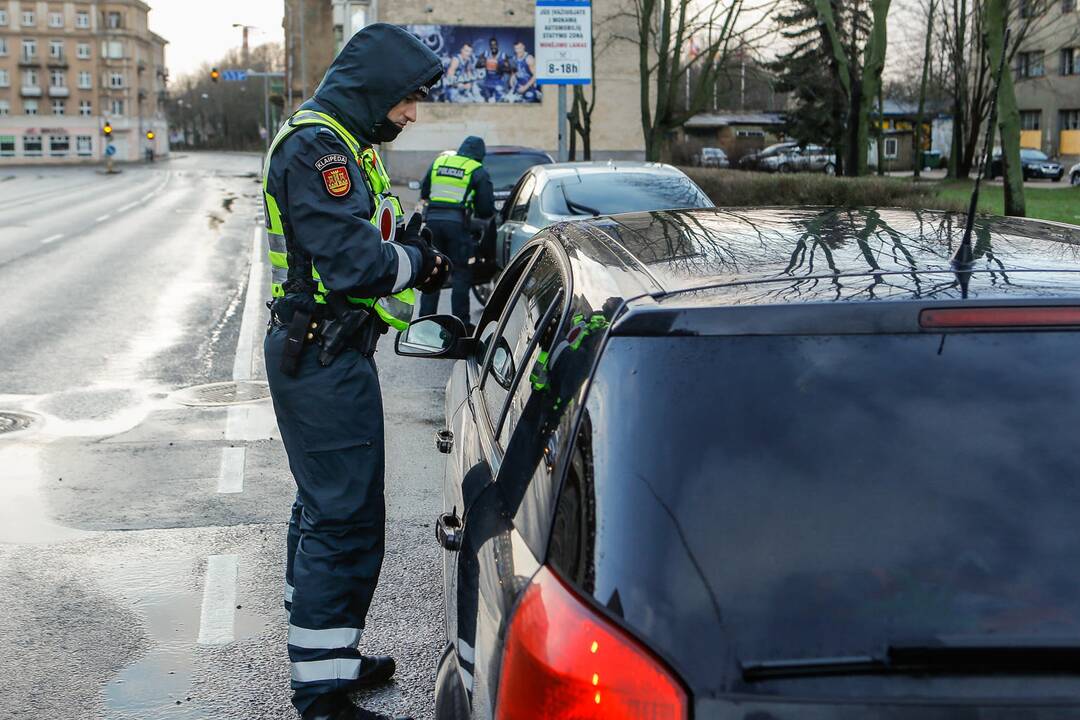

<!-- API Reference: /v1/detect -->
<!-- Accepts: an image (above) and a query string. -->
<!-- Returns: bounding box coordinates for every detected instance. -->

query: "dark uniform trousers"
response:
[264,323,386,714]
[419,218,473,323]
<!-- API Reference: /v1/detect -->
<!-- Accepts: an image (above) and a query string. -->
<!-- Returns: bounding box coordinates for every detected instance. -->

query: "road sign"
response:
[535,0,592,85]
[105,144,117,157]
[221,70,248,82]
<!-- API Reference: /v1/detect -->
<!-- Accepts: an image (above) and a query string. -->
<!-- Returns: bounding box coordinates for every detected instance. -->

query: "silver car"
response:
[759,144,837,175]
[1070,161,1080,187]
[493,161,714,267]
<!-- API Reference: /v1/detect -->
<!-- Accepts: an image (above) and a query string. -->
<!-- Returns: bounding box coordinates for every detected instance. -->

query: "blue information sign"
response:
[222,70,248,82]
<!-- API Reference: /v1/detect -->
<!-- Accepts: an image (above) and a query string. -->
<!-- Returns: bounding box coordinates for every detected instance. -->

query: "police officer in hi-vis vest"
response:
[418,136,496,328]
[261,24,449,720]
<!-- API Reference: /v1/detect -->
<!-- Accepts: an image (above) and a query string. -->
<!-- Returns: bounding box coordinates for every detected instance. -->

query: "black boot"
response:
[347,655,396,689]
[301,693,411,720]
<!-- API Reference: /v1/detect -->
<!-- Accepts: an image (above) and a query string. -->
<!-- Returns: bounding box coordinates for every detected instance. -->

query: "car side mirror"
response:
[395,315,476,360]
[408,180,421,191]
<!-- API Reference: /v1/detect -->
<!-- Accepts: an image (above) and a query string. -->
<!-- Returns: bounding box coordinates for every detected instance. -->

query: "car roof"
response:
[486,145,552,157]
[530,161,688,181]
[543,206,1080,321]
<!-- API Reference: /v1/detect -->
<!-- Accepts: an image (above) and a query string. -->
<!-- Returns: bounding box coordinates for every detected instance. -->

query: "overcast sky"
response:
[149,0,285,81]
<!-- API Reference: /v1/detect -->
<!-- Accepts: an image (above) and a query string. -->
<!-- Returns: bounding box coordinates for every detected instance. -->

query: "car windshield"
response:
[586,330,1080,675]
[760,143,796,156]
[486,153,551,192]
[1022,149,1050,161]
[541,172,713,217]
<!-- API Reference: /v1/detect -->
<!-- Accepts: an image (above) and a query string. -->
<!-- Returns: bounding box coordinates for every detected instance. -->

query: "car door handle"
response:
[436,511,463,552]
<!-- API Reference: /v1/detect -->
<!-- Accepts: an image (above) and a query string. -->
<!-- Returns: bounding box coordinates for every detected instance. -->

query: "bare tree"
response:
[628,0,773,161]
[913,0,937,180]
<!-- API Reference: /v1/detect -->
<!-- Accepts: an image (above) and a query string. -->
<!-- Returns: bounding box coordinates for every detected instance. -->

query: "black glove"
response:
[399,213,452,294]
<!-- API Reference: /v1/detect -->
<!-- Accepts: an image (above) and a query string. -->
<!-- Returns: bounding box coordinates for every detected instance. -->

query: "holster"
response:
[280,309,313,377]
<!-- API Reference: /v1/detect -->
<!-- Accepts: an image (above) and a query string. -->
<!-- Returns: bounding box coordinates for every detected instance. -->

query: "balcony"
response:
[19,56,41,67]
[21,85,43,97]
[47,56,69,68]
[48,86,69,98]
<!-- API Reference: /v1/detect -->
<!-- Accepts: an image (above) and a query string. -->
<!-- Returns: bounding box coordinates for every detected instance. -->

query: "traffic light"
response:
[146,130,155,141]
[210,67,220,83]
[103,122,113,137]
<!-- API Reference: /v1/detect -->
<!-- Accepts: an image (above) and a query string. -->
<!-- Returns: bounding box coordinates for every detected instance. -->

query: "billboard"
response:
[401,25,542,104]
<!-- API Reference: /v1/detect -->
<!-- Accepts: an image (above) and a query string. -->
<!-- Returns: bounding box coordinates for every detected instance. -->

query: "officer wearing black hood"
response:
[261,24,448,720]
[419,136,496,327]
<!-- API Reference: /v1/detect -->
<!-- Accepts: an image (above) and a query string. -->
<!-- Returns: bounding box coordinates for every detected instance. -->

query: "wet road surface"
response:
[0,153,451,719]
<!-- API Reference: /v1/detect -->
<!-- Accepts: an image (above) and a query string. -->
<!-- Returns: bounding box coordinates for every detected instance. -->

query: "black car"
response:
[988,148,1065,181]
[397,206,1080,720]
[484,146,554,208]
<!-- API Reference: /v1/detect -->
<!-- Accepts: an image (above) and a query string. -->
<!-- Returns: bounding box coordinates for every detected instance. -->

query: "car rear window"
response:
[486,153,551,191]
[569,330,1080,688]
[541,172,712,217]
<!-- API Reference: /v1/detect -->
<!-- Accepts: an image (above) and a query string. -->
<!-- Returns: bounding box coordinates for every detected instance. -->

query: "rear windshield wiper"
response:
[742,639,1080,681]
[560,185,601,217]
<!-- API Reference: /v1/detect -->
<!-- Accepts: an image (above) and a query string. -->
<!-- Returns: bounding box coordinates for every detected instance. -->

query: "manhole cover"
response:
[172,381,271,407]
[0,411,35,435]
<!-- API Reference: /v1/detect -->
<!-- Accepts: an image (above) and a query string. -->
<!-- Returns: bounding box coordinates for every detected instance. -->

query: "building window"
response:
[78,71,92,89]
[0,38,7,56]
[109,72,124,89]
[49,135,70,156]
[0,9,8,26]
[50,70,66,87]
[1021,110,1042,130]
[22,39,37,61]
[77,43,91,59]
[49,11,63,28]
[22,10,36,27]
[1062,109,1080,130]
[79,99,92,116]
[77,136,92,156]
[52,99,65,115]
[0,136,14,157]
[0,101,9,117]
[110,99,124,116]
[23,69,39,88]
[736,129,767,138]
[884,137,899,159]
[24,135,43,156]
[25,99,38,116]
[0,70,8,88]
[49,40,64,60]
[103,41,123,59]
[76,11,90,29]
[1017,51,1046,78]
[106,11,123,29]
[1063,48,1079,75]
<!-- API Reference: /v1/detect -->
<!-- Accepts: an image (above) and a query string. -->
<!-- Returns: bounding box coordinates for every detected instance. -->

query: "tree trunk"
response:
[814,0,855,174]
[876,84,886,176]
[984,0,1025,216]
[948,0,968,178]
[856,0,892,176]
[913,0,936,180]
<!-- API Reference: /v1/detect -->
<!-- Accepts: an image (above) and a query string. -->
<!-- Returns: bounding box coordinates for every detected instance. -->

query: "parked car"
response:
[738,141,798,171]
[492,161,713,270]
[989,148,1065,181]
[758,143,837,174]
[396,206,1080,720]
[483,146,554,210]
[1070,161,1080,186]
[694,146,730,168]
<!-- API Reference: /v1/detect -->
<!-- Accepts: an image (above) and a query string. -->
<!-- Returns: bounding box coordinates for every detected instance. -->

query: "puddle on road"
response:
[0,444,94,544]
[102,556,268,720]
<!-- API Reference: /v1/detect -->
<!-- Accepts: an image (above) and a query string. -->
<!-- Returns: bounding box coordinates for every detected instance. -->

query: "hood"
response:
[310,23,442,145]
[458,136,487,162]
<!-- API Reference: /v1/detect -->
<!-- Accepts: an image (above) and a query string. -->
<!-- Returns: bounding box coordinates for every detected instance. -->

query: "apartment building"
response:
[1013,0,1080,161]
[0,0,169,164]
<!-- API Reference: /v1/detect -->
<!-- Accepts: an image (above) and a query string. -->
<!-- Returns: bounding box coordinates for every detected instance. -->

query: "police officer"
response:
[261,24,449,720]
[418,136,495,328]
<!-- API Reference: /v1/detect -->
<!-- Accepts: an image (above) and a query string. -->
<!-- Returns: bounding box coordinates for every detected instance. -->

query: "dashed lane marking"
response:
[41,234,63,245]
[197,554,239,645]
[217,446,246,494]
[95,213,112,223]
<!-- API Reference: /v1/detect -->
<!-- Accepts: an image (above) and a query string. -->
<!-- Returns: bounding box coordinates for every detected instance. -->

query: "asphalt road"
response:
[0,153,452,719]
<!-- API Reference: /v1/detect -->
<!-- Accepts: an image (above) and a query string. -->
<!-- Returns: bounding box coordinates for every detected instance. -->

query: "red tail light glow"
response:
[920,306,1080,329]
[495,566,688,720]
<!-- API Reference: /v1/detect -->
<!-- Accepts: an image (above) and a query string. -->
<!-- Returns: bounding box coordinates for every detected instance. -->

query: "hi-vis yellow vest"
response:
[263,109,414,331]
[429,153,482,208]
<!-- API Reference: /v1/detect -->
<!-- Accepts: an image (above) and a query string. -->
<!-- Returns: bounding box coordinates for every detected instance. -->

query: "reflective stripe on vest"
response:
[429,154,481,208]
[262,110,414,331]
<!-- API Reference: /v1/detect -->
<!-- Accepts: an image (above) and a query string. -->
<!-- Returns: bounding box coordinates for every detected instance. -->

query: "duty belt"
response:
[270,302,384,374]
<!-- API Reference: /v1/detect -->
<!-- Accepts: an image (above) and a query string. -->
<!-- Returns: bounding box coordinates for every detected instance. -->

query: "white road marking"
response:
[96,213,112,223]
[117,200,140,213]
[217,446,246,494]
[41,234,63,245]
[232,225,265,382]
[197,554,239,645]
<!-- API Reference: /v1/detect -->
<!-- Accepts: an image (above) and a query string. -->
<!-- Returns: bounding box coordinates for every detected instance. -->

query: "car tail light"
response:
[920,306,1080,329]
[495,566,688,720]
